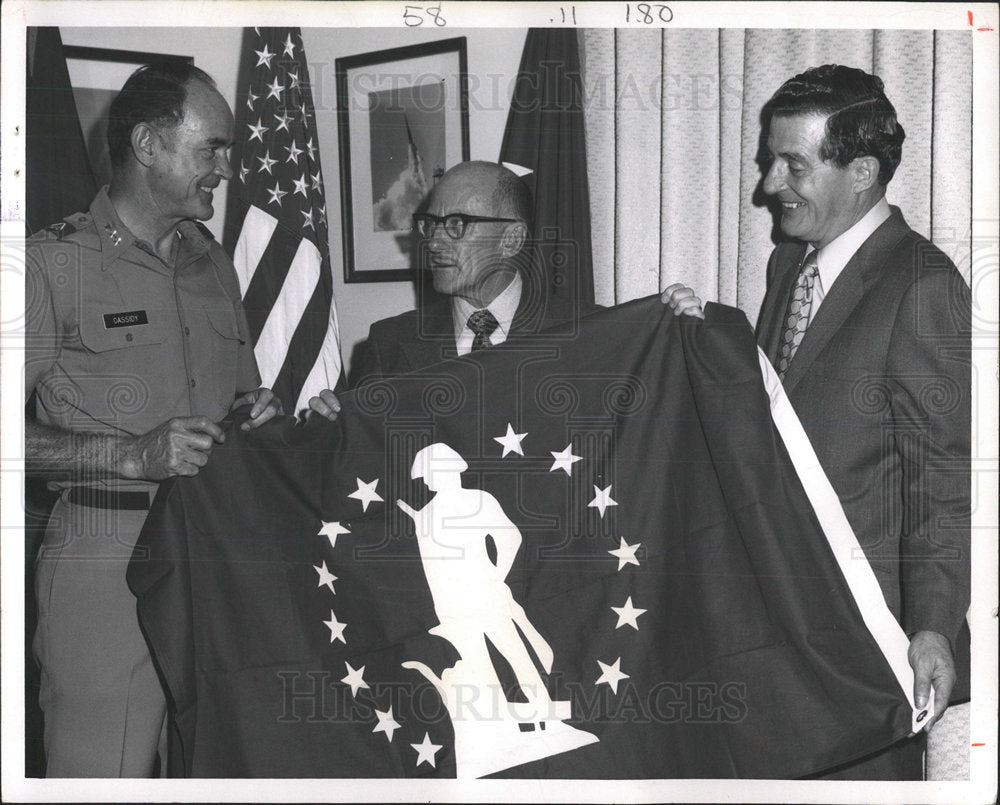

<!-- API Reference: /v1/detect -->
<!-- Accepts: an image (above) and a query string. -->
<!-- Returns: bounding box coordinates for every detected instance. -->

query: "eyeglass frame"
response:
[412,212,522,240]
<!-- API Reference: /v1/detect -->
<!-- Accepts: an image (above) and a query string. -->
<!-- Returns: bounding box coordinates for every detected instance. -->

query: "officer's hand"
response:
[232,387,283,431]
[308,389,341,422]
[661,283,705,319]
[909,630,956,732]
[120,416,226,481]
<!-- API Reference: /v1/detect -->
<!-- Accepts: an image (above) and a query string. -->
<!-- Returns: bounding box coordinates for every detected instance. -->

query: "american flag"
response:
[225,27,341,414]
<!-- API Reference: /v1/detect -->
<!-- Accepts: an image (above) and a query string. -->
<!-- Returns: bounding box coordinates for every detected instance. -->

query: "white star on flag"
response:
[341,662,369,696]
[273,109,292,132]
[256,150,277,174]
[310,170,323,191]
[245,87,259,110]
[324,610,347,644]
[288,71,302,90]
[292,173,309,197]
[313,560,337,594]
[611,596,646,630]
[239,163,250,183]
[348,478,383,512]
[494,423,527,457]
[319,520,350,549]
[265,76,285,101]
[372,707,401,742]
[282,32,296,57]
[284,140,304,164]
[595,657,630,694]
[306,137,317,160]
[266,181,287,207]
[254,44,275,68]
[247,119,268,142]
[549,444,582,476]
[301,208,315,230]
[608,537,641,570]
[588,484,618,517]
[411,733,443,768]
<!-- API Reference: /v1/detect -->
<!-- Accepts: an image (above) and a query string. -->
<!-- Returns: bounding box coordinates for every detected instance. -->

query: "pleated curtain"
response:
[579,29,972,324]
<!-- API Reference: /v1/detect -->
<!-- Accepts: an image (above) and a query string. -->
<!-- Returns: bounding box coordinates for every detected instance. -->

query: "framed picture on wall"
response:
[63,47,193,189]
[336,37,470,283]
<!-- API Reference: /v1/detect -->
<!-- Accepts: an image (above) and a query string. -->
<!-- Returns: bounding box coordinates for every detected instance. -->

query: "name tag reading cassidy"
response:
[103,310,150,328]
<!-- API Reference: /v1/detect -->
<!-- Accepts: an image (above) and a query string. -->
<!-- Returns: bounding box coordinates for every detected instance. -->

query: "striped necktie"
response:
[776,250,819,378]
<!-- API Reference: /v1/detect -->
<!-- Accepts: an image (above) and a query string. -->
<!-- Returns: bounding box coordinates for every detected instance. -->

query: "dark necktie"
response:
[777,250,820,378]
[467,309,499,352]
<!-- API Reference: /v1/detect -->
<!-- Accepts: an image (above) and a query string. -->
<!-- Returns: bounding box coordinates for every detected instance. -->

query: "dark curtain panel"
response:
[25,27,98,234]
[500,29,595,307]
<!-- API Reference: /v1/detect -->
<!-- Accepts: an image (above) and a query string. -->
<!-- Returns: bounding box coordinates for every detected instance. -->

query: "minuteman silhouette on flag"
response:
[398,442,597,778]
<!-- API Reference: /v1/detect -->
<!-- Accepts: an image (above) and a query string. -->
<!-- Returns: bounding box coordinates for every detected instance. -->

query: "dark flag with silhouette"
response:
[129,299,923,778]
[224,27,342,415]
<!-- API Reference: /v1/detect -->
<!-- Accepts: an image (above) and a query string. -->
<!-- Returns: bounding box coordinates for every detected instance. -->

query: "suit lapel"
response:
[510,265,548,335]
[402,297,454,371]
[781,208,911,394]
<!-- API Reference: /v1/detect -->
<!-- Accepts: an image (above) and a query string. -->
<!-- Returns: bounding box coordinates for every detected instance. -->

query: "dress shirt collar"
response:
[452,271,523,354]
[811,196,891,300]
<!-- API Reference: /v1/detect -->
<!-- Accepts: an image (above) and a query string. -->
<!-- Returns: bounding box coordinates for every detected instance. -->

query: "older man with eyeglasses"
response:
[309,160,600,417]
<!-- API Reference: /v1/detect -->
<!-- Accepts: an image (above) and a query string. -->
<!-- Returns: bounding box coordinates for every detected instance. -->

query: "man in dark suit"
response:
[666,64,970,780]
[309,160,599,416]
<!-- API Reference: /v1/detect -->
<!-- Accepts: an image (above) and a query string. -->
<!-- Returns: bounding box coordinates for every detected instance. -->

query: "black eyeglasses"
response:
[412,212,519,240]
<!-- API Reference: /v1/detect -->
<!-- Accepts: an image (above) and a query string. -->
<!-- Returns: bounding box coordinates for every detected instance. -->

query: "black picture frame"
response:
[336,37,469,283]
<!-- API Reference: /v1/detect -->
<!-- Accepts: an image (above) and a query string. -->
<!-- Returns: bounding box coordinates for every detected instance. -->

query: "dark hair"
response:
[492,169,533,229]
[106,61,217,168]
[763,64,905,185]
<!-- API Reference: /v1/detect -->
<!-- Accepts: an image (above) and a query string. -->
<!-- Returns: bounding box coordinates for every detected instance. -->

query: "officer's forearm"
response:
[25,419,132,481]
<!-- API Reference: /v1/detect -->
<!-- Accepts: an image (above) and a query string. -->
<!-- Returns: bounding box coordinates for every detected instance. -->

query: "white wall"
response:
[60,26,527,377]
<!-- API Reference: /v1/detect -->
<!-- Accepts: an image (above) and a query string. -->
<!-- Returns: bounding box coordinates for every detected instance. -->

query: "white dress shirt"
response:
[805,196,891,321]
[451,272,523,356]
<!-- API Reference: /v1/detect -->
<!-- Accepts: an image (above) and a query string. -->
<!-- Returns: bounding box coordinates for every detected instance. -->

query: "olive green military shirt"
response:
[25,188,261,490]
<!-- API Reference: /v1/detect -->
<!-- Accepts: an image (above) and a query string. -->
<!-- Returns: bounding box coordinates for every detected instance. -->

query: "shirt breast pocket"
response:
[200,306,246,408]
[205,306,243,344]
[79,306,168,353]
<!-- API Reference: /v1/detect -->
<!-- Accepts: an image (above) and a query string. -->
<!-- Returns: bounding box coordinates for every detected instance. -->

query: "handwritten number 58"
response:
[403,5,447,26]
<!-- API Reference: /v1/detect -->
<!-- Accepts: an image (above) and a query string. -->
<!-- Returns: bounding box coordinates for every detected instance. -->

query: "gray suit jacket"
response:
[756,207,971,658]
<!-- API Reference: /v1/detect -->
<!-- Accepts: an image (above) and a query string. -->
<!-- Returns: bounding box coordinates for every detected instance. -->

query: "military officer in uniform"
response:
[25,61,281,777]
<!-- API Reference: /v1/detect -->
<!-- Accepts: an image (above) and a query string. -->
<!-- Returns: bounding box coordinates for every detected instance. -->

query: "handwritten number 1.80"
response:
[626,3,673,23]
[403,5,447,26]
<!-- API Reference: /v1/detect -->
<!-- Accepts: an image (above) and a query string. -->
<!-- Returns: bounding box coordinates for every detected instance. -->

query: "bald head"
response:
[430,161,532,225]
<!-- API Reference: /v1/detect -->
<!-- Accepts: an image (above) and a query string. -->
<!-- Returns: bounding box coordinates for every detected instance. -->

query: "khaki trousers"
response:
[33,492,167,777]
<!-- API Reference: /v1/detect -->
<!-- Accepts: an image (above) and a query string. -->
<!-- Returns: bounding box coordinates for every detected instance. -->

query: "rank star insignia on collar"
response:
[104,223,122,246]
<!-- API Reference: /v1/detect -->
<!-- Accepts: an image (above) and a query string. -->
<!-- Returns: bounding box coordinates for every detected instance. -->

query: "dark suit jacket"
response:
[350,270,603,385]
[756,207,971,667]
